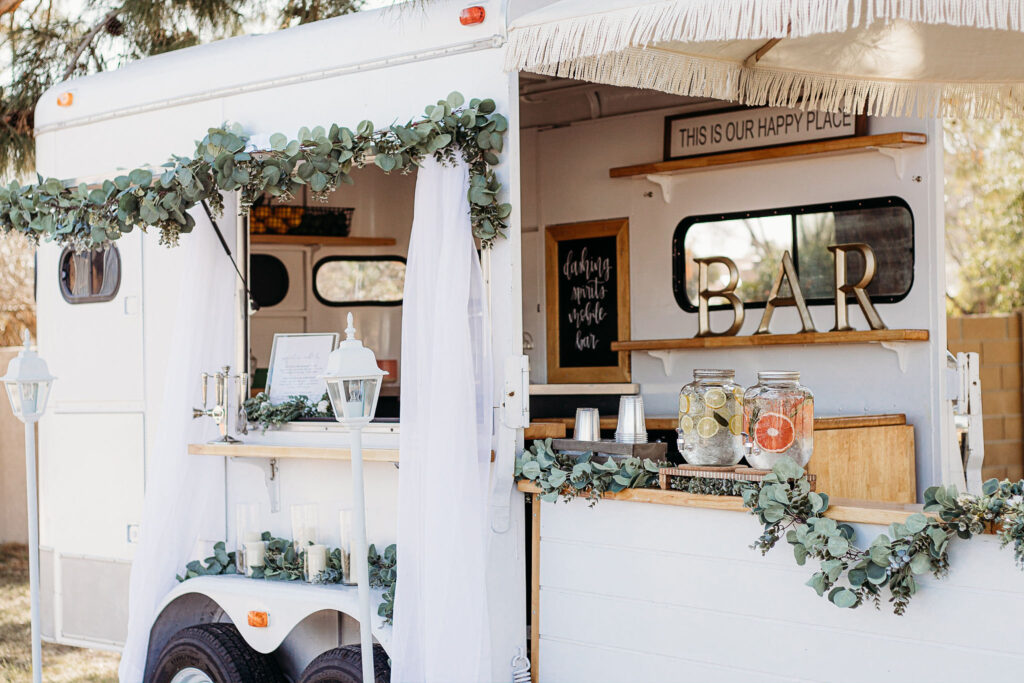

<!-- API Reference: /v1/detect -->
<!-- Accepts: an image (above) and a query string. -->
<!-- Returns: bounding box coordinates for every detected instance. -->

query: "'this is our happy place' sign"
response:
[664,106,862,160]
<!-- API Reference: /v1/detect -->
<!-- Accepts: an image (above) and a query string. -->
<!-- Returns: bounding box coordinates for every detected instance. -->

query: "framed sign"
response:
[545,219,630,383]
[266,332,339,404]
[664,106,865,161]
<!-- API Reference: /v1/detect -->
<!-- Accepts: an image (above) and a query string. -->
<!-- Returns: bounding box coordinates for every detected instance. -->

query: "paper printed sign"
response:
[266,333,338,405]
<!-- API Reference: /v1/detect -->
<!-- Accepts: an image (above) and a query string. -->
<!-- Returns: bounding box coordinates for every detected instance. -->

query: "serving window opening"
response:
[245,167,415,420]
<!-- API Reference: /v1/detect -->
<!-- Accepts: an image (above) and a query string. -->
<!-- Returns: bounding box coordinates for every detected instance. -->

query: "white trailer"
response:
[27,1,1014,681]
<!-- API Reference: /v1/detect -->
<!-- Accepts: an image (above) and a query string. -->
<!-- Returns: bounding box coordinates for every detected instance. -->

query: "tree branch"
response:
[61,5,121,81]
[0,0,25,18]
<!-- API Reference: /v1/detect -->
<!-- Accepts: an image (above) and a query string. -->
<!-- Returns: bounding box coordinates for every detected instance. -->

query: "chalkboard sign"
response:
[545,219,630,383]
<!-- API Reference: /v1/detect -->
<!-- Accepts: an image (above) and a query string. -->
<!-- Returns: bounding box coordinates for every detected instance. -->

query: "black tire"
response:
[150,622,284,683]
[298,644,390,683]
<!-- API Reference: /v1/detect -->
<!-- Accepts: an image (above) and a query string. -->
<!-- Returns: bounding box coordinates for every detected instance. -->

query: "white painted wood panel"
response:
[537,499,1024,683]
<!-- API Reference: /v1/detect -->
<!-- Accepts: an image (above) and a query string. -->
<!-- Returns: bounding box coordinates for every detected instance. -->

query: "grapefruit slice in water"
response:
[754,412,795,453]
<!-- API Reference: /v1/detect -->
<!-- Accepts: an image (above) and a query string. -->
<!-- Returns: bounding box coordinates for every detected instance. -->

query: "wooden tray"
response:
[551,439,667,461]
[658,464,816,491]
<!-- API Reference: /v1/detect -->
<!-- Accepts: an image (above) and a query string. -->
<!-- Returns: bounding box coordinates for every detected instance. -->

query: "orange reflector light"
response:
[459,6,485,25]
[56,92,73,107]
[247,611,268,628]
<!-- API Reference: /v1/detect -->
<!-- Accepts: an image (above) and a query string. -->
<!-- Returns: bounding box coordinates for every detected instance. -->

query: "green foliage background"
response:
[945,118,1024,314]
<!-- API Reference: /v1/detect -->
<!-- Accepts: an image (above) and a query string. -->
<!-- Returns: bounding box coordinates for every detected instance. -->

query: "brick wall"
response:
[947,314,1024,481]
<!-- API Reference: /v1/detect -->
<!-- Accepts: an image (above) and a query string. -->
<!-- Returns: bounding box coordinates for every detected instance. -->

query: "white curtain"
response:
[392,158,493,683]
[119,206,236,682]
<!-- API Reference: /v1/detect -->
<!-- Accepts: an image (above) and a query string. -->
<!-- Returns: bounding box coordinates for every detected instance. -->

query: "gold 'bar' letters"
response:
[828,243,887,331]
[695,256,744,337]
[756,251,816,334]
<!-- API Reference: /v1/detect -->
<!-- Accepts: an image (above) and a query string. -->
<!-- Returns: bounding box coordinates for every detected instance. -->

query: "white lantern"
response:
[323,313,388,424]
[2,330,54,683]
[2,331,55,423]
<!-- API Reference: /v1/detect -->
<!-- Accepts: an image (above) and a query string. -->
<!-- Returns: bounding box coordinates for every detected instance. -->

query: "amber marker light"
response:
[247,611,269,628]
[56,92,73,107]
[459,6,485,25]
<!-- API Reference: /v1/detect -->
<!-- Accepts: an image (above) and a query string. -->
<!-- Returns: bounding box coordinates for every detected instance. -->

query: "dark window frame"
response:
[312,254,407,307]
[672,195,915,313]
[250,253,291,309]
[58,245,122,304]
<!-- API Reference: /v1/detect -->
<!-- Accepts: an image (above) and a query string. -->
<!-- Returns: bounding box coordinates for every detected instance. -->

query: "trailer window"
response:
[673,196,913,311]
[58,246,121,304]
[313,256,406,307]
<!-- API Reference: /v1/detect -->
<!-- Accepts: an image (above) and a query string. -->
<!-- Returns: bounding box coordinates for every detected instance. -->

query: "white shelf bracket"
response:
[879,341,910,373]
[645,174,683,203]
[871,147,906,180]
[647,349,680,376]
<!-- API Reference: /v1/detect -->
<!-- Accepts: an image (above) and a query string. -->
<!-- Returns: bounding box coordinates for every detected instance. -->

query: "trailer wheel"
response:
[150,622,283,683]
[298,644,390,683]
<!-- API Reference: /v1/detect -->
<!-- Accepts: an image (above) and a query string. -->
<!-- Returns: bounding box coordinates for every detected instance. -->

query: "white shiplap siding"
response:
[537,499,1024,682]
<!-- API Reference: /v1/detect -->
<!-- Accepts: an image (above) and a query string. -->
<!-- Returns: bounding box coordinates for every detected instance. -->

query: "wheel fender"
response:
[151,575,392,656]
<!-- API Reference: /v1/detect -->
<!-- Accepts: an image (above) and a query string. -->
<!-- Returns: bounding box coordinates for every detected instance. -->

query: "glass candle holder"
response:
[291,503,319,554]
[235,502,261,573]
[304,543,328,583]
[743,370,814,469]
[339,508,356,586]
[677,369,745,466]
[244,540,266,577]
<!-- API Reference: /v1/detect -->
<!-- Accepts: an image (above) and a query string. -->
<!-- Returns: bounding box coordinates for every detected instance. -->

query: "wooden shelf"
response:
[548,413,907,433]
[611,328,928,352]
[189,442,400,463]
[518,481,939,528]
[250,234,397,247]
[609,132,927,178]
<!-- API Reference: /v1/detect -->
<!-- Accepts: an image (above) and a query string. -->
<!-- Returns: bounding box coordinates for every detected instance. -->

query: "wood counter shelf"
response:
[517,481,931,528]
[250,234,397,247]
[189,442,400,463]
[609,132,927,178]
[611,328,929,352]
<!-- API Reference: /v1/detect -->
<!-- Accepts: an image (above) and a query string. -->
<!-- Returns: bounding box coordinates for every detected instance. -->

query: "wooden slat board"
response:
[806,425,917,504]
[611,328,929,352]
[609,132,928,177]
[524,422,567,440]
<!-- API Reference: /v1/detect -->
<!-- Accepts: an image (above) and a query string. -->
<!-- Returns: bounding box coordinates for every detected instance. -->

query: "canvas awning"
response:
[506,0,1024,118]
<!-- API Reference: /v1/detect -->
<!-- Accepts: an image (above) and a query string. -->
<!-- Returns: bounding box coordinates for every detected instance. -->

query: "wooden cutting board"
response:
[806,424,916,504]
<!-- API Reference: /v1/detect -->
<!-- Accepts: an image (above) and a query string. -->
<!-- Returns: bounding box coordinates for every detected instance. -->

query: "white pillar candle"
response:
[305,543,328,582]
[244,540,266,577]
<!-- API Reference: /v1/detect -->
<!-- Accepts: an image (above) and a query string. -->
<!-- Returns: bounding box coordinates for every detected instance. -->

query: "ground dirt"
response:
[0,543,120,682]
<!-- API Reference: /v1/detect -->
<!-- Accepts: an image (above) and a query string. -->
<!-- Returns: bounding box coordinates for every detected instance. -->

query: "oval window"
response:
[313,256,406,307]
[58,246,121,304]
[250,254,290,308]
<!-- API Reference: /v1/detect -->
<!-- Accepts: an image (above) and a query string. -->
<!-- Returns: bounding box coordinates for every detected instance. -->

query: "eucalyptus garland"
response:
[0,92,511,250]
[243,391,332,432]
[517,440,1024,615]
[514,438,662,506]
[178,534,398,623]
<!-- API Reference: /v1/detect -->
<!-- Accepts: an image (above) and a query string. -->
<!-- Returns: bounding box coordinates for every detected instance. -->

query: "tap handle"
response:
[200,372,209,408]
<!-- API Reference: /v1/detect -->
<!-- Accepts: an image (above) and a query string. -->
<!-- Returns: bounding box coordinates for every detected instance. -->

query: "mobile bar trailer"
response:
[19,1,1024,682]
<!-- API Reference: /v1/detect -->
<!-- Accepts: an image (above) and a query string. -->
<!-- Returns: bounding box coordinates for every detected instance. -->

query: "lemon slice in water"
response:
[679,414,694,434]
[696,416,719,439]
[704,387,727,409]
